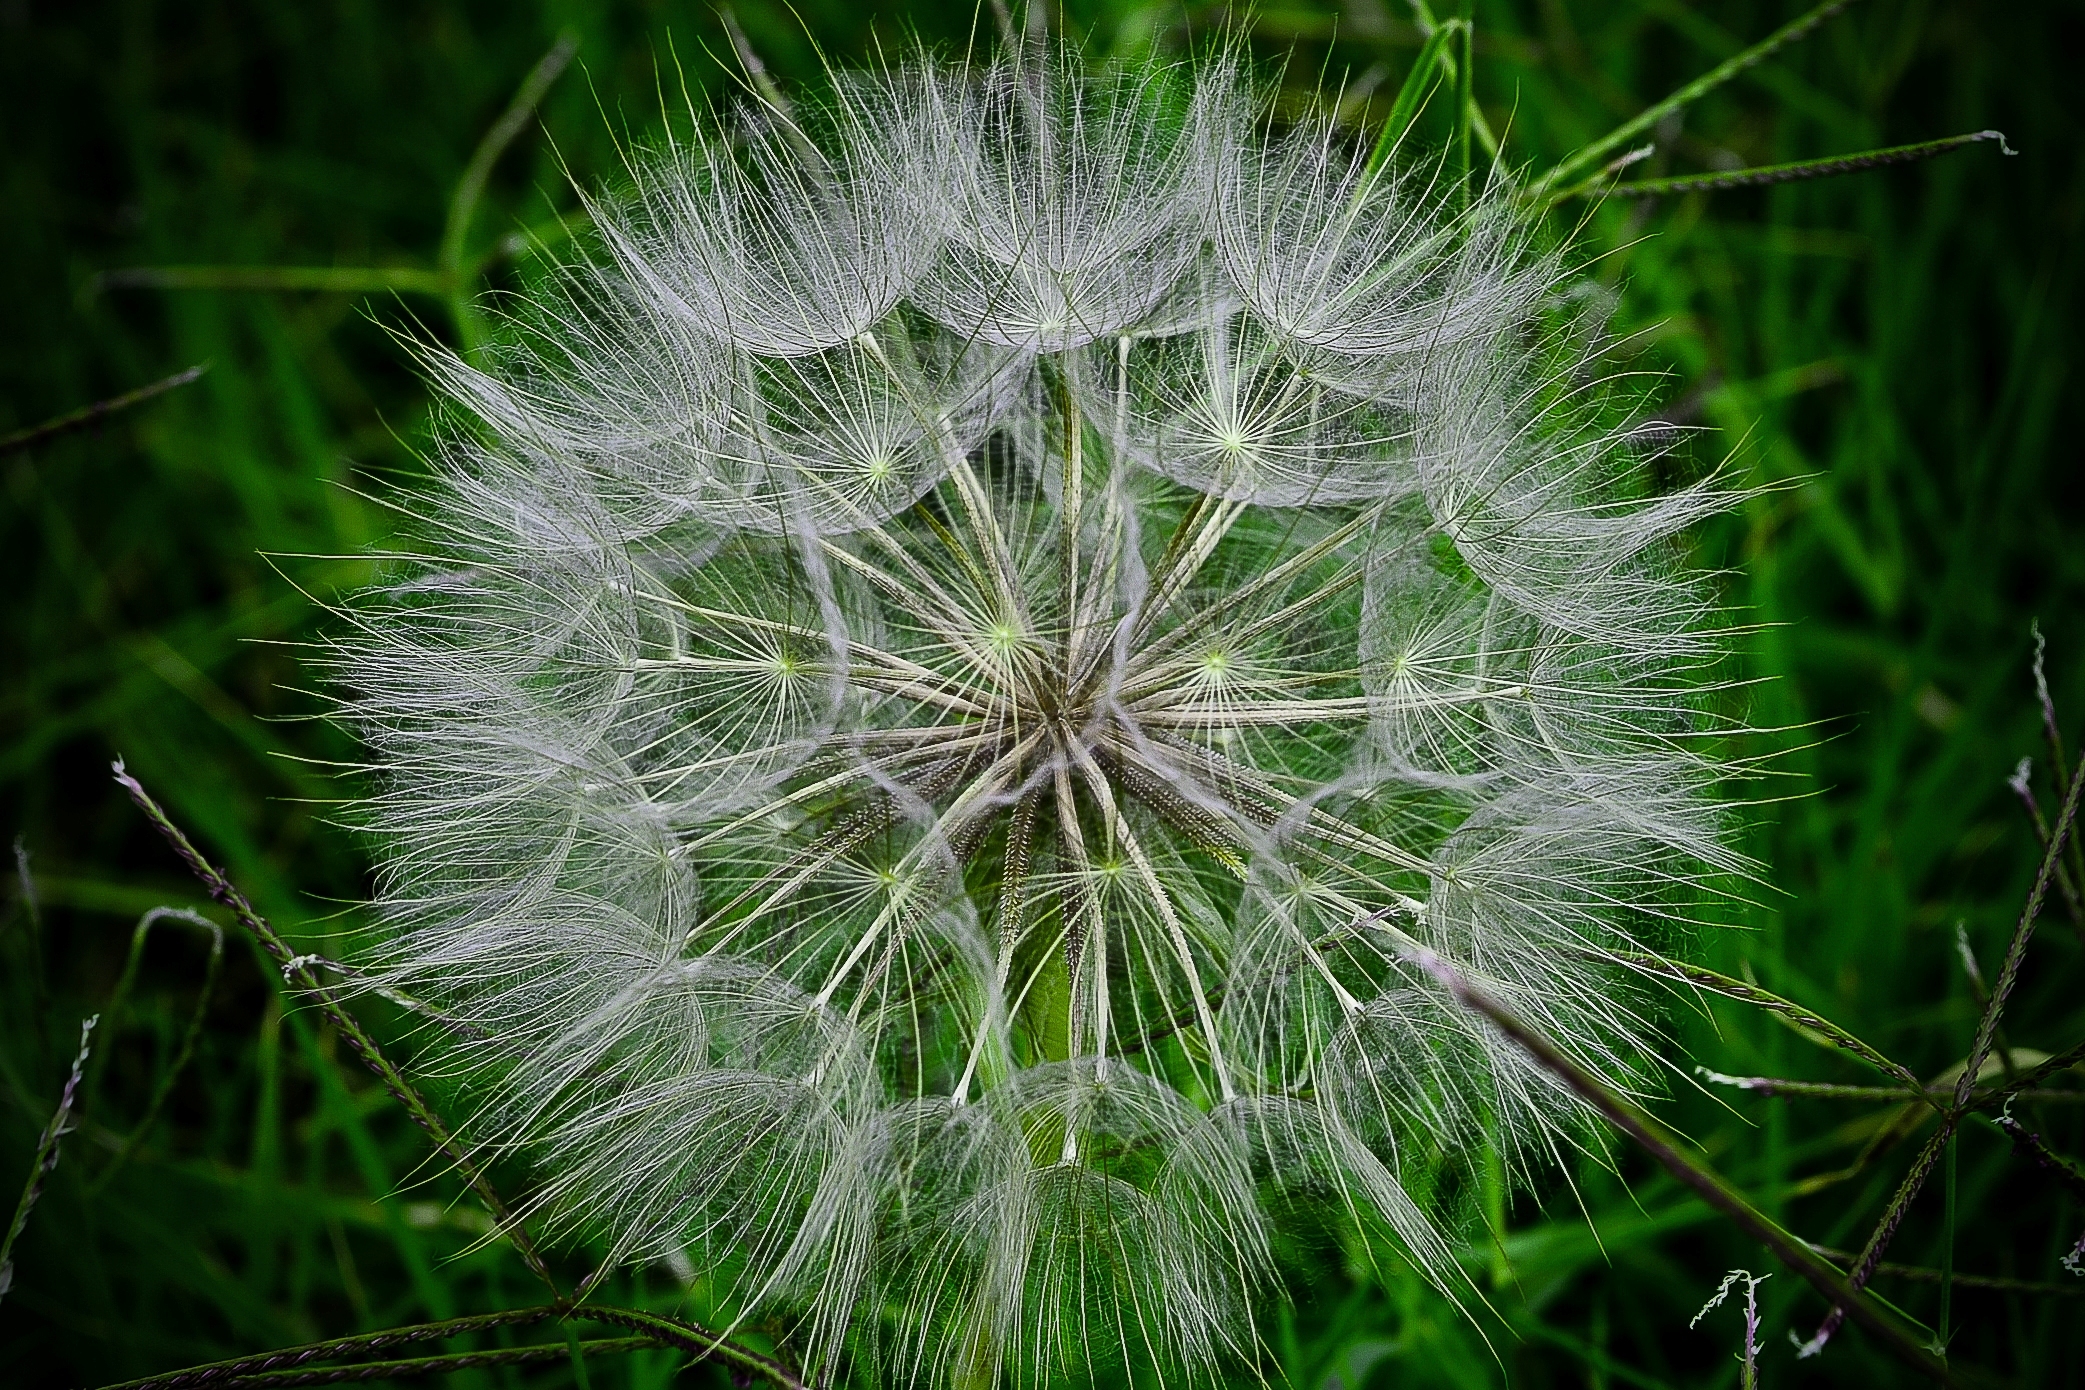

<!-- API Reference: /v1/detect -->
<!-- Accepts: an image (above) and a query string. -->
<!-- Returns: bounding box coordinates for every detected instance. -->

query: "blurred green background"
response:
[3,0,2081,1385]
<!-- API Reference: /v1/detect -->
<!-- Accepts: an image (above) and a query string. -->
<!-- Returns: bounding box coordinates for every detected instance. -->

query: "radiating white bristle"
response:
[330,41,1753,1389]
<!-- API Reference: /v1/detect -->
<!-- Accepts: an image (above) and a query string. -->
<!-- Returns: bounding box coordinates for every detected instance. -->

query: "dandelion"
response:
[335,38,1748,1388]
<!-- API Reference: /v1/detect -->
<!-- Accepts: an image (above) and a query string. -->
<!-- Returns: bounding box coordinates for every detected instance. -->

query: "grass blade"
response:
[1587,130,2014,200]
[1360,21,1462,180]
[1453,0,1473,204]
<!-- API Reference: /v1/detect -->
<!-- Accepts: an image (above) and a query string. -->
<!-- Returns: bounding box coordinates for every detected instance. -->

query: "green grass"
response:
[3,1,2081,1385]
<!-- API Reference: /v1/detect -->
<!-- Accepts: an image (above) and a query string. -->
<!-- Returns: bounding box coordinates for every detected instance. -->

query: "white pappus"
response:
[330,39,1753,1390]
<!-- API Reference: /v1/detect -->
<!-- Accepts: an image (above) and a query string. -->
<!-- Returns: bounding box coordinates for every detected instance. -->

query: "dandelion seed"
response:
[335,38,1751,1389]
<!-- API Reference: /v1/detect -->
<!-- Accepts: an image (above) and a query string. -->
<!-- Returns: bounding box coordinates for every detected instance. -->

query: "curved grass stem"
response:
[93,1308,562,1390]
[84,906,225,1194]
[438,31,580,356]
[92,1303,803,1390]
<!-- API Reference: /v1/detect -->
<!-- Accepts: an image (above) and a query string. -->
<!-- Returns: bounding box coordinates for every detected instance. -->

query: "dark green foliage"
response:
[3,1,2080,1385]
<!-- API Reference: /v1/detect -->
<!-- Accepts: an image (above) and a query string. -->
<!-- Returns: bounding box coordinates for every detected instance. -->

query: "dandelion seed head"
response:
[336,38,1752,1389]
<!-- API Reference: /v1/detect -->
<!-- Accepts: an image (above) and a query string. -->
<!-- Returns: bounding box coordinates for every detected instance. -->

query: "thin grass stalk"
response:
[1799,1125,1975,1360]
[1592,131,2012,200]
[1599,949,1933,1103]
[1397,939,1954,1384]
[84,906,225,1193]
[0,364,208,459]
[125,1339,659,1390]
[1360,21,1462,180]
[438,32,579,356]
[1957,746,2084,1109]
[2032,624,2072,803]
[0,1013,96,1306]
[109,760,563,1298]
[1698,1073,2083,1104]
[1452,0,1473,207]
[2035,628,2085,946]
[93,1308,563,1390]
[1988,1037,2085,1100]
[1939,1135,1956,1356]
[1994,1105,2085,1203]
[578,1305,805,1388]
[2007,759,2084,932]
[1533,0,1863,195]
[93,36,573,345]
[1802,1245,2085,1298]
[94,1304,803,1390]
[10,840,52,1063]
[1802,736,2085,1354]
[1402,0,1498,158]
[93,267,449,296]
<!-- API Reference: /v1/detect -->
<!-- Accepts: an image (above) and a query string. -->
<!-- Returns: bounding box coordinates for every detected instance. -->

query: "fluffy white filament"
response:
[334,42,1748,1389]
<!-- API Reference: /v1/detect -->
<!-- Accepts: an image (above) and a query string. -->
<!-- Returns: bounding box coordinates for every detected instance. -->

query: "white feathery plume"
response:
[907,46,1241,350]
[330,40,1754,1389]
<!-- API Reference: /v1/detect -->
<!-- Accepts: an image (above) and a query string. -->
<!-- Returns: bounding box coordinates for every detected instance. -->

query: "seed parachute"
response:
[332,39,1750,1389]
